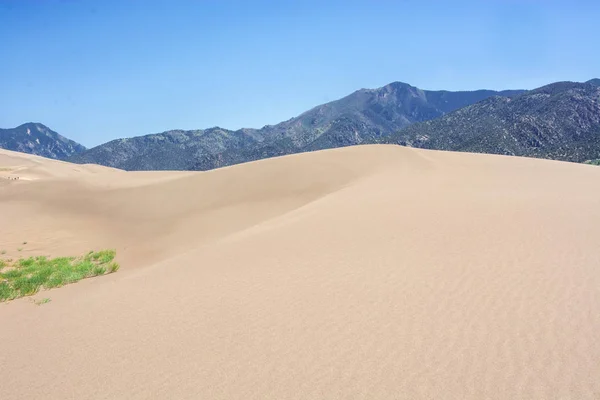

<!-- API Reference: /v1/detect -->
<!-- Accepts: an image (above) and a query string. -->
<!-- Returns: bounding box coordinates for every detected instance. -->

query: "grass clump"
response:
[0,250,119,302]
[584,159,600,166]
[34,298,51,306]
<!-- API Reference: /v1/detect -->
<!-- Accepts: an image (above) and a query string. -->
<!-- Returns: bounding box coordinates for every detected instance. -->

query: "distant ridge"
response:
[587,78,600,86]
[384,80,600,163]
[0,123,85,160]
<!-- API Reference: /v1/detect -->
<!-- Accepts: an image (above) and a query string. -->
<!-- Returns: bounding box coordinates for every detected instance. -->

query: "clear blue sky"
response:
[1,0,598,147]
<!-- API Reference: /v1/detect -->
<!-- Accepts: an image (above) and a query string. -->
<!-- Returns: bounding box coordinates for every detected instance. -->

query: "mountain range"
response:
[64,82,523,170]
[1,79,599,169]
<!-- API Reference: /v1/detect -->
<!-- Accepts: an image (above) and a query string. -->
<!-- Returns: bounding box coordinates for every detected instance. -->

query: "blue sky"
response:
[1,0,598,146]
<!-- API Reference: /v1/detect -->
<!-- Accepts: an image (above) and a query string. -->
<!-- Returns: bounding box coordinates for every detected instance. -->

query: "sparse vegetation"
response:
[34,298,51,306]
[584,159,600,165]
[0,250,119,302]
[0,250,5,255]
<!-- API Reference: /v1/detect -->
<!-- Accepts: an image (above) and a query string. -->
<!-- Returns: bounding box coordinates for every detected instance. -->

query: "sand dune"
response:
[1,145,599,399]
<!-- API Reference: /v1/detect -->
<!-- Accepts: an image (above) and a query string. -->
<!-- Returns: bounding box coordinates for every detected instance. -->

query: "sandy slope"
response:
[1,145,599,399]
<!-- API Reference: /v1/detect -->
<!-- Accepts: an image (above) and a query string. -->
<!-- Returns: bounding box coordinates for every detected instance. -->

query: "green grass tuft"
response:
[92,265,106,276]
[0,249,119,302]
[0,282,16,301]
[108,262,120,273]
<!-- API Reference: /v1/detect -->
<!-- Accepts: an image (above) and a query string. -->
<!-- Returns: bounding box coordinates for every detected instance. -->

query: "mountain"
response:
[68,127,261,171]
[69,82,524,170]
[384,80,600,163]
[0,123,85,160]
[587,78,600,86]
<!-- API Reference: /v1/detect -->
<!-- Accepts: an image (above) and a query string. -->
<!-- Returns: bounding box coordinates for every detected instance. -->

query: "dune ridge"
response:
[1,145,599,399]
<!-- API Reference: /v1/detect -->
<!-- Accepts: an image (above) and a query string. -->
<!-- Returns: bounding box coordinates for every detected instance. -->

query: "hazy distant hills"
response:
[384,80,600,163]
[0,123,85,159]
[67,82,524,170]
[4,79,600,169]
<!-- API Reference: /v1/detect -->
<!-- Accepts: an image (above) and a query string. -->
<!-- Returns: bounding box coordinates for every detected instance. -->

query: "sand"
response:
[1,145,599,399]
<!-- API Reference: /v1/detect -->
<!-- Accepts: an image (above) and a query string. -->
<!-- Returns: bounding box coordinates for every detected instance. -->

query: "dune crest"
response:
[1,145,600,399]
